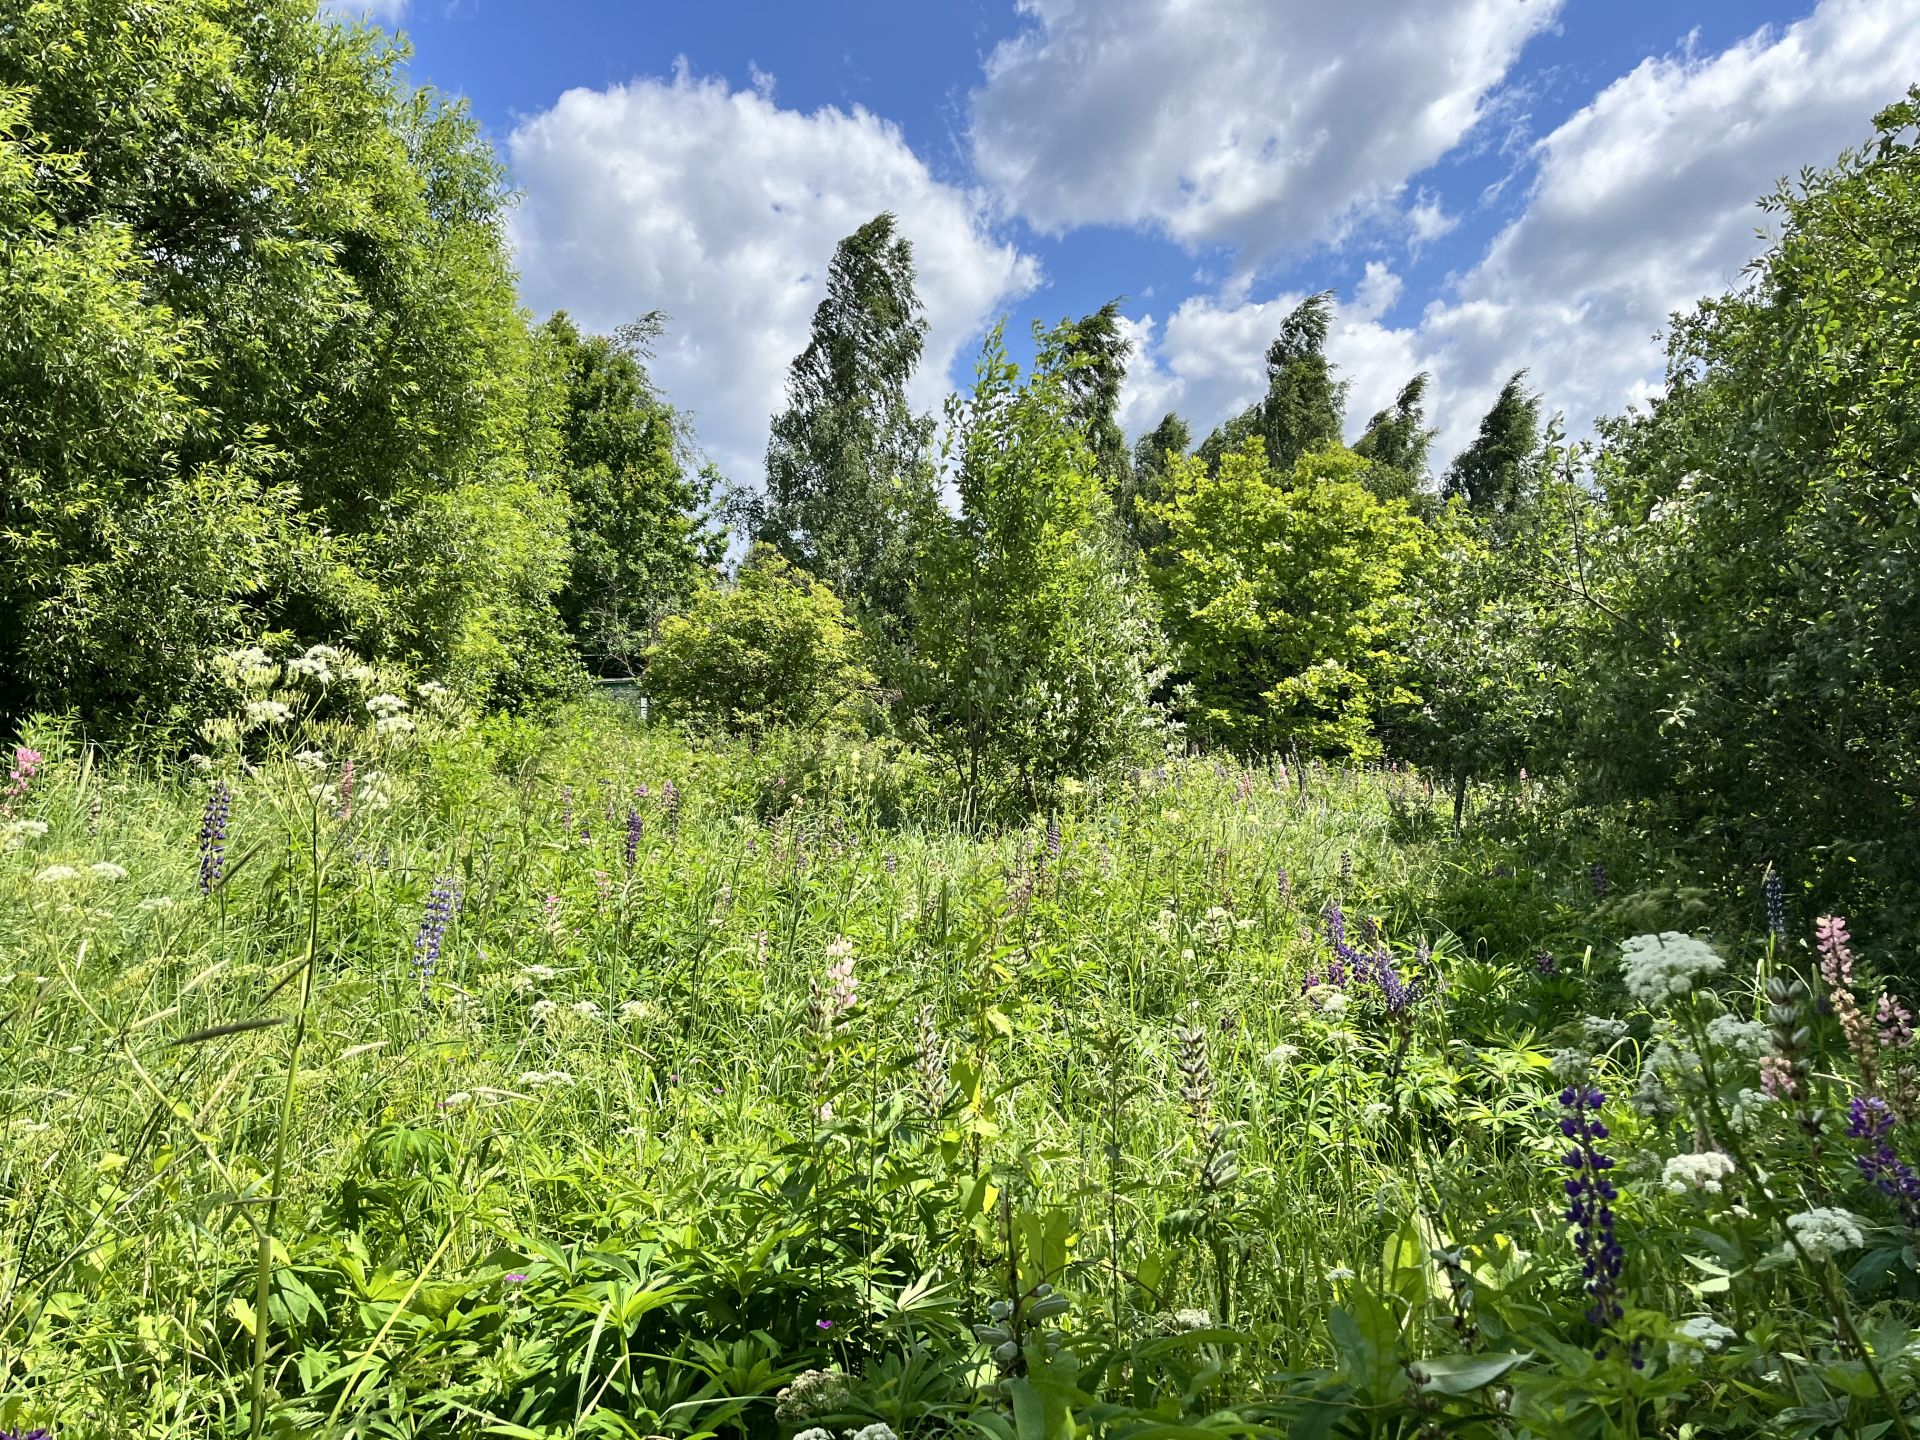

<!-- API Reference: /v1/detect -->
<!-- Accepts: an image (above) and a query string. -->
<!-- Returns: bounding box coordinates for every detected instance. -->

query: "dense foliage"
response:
[5,6,1920,1433]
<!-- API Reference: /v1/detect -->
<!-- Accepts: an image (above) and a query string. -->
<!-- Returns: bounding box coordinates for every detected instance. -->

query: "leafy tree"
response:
[0,0,571,736]
[906,327,1165,818]
[1354,372,1436,503]
[538,311,723,675]
[1152,437,1431,758]
[756,212,936,626]
[644,545,875,735]
[1048,298,1133,492]
[1579,88,1920,929]
[1123,410,1191,556]
[1443,371,1541,515]
[1195,292,1347,480]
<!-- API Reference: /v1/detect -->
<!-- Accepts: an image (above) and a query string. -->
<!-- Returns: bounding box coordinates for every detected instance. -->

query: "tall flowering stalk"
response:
[336,757,355,822]
[3,744,41,817]
[414,876,460,990]
[1816,916,1878,1091]
[199,780,231,894]
[1763,865,1787,942]
[1847,1097,1920,1231]
[624,807,642,871]
[1558,1084,1627,1341]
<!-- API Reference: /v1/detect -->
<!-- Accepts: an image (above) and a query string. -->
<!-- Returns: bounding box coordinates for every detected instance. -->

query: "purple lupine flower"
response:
[1558,1085,1626,1338]
[198,780,231,895]
[661,779,681,831]
[1848,1096,1920,1230]
[1045,815,1062,859]
[1,1427,54,1440]
[1876,993,1914,1050]
[3,744,42,816]
[413,875,460,988]
[1588,862,1610,899]
[1536,950,1559,977]
[1274,867,1291,905]
[1763,866,1786,942]
[624,807,642,871]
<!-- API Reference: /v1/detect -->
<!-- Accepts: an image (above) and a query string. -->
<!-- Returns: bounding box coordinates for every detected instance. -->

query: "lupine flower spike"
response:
[1558,1083,1628,1347]
[198,780,231,894]
[414,876,460,991]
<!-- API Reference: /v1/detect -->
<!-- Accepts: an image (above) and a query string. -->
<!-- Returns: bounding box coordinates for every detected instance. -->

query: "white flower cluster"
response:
[1667,1314,1738,1364]
[1781,1207,1866,1262]
[244,699,293,727]
[1581,1015,1630,1047]
[517,1069,574,1090]
[368,694,414,737]
[33,864,81,885]
[3,818,49,849]
[1620,932,1725,1006]
[1705,1014,1770,1058]
[1663,1150,1736,1194]
[1171,1307,1212,1332]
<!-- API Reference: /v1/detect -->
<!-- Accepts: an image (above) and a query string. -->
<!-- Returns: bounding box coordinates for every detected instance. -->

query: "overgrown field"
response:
[2,702,1916,1439]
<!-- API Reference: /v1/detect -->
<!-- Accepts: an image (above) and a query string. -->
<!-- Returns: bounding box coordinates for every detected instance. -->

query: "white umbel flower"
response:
[88,861,127,881]
[1705,1015,1769,1057]
[33,864,81,885]
[244,699,293,726]
[1780,1207,1866,1262]
[1663,1150,1736,1194]
[1619,932,1724,1005]
[1668,1314,1738,1363]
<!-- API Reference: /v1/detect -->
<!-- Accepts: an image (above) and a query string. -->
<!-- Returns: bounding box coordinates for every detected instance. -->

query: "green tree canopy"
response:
[1443,370,1542,515]
[538,311,723,675]
[0,0,571,736]
[1123,410,1192,557]
[1151,437,1431,758]
[755,212,936,628]
[1354,372,1437,502]
[1046,298,1133,493]
[906,326,1165,818]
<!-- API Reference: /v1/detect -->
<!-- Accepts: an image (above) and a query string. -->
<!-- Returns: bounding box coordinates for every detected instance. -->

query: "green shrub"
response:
[644,545,877,735]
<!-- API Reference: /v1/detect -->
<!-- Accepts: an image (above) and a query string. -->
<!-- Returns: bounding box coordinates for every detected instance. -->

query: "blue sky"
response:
[348,0,1920,485]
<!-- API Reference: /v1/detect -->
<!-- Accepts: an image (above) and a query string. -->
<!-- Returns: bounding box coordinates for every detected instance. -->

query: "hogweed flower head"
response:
[1619,932,1723,1007]
[198,780,231,895]
[1779,1207,1866,1263]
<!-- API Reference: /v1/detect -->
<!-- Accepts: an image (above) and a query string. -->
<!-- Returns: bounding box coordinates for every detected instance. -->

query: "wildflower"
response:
[1171,1307,1211,1331]
[1662,1150,1736,1195]
[1274,866,1291,905]
[850,1425,897,1440]
[367,693,409,718]
[1558,1083,1625,1329]
[244,699,293,726]
[336,758,355,821]
[413,876,460,988]
[1668,1315,1737,1364]
[1761,974,1814,1104]
[1816,916,1879,1088]
[292,749,329,772]
[624,807,642,870]
[1779,1207,1866,1262]
[88,861,127,881]
[792,1430,834,1440]
[503,1271,528,1285]
[139,896,176,912]
[33,864,81,885]
[1045,815,1062,859]
[914,1005,949,1117]
[617,999,658,1024]
[774,1368,849,1423]
[1325,1265,1355,1282]
[661,778,681,830]
[1847,1097,1920,1230]
[1550,1047,1592,1083]
[1535,950,1559,977]
[1582,1016,1629,1047]
[2,818,49,849]
[440,1092,472,1111]
[1762,865,1786,941]
[1618,932,1724,1006]
[1588,862,1610,899]
[570,999,603,1020]
[809,938,857,1031]
[374,715,414,736]
[5,744,44,814]
[1173,1006,1212,1122]
[198,780,231,894]
[1265,1042,1298,1071]
[1339,848,1353,889]
[1705,1015,1770,1058]
[1877,993,1915,1050]
[529,999,559,1026]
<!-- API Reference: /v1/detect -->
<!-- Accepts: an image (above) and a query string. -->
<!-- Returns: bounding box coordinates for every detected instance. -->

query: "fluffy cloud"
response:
[508,66,1039,485]
[1122,0,1920,465]
[969,0,1559,267]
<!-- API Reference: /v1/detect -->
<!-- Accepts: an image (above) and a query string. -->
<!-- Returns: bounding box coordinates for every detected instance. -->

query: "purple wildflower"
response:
[198,780,230,895]
[816,1317,834,1331]
[1045,815,1062,859]
[624,807,642,871]
[414,876,460,987]
[3,744,42,816]
[661,779,681,832]
[1275,867,1291,905]
[1763,866,1786,942]
[560,785,574,839]
[1558,1084,1625,1334]
[1536,950,1558,977]
[1848,1096,1920,1230]
[1,1428,54,1440]
[1588,862,1610,899]
[336,757,355,821]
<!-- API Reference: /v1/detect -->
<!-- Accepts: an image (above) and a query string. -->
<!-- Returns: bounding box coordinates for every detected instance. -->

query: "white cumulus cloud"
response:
[969,0,1561,268]
[1121,0,1920,467]
[508,65,1040,487]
